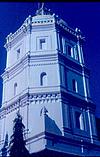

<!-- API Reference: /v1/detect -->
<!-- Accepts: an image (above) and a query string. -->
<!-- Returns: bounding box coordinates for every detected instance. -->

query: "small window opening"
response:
[68,45,72,56]
[40,39,46,50]
[72,79,78,93]
[75,112,84,130]
[40,72,47,86]
[74,45,79,61]
[17,48,20,59]
[14,83,17,96]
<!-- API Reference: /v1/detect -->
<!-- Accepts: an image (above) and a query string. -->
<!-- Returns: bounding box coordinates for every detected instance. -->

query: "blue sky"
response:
[0,2,100,116]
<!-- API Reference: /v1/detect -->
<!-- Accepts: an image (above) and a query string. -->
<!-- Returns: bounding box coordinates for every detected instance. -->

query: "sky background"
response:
[0,2,100,117]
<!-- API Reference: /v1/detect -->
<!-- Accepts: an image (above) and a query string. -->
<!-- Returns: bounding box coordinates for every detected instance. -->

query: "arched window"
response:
[73,45,79,61]
[17,48,20,59]
[75,111,84,130]
[72,79,78,93]
[40,72,47,86]
[14,83,17,96]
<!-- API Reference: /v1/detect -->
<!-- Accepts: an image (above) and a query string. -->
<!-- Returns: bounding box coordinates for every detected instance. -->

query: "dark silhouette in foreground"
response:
[1,133,8,157]
[9,111,30,157]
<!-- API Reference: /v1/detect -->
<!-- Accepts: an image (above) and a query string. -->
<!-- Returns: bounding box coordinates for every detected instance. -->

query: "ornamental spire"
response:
[36,2,45,15]
[36,2,53,16]
[38,2,44,10]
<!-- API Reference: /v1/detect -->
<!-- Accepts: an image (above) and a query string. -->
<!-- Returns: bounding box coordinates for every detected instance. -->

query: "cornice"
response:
[61,90,95,111]
[4,12,84,51]
[55,16,84,41]
[29,52,58,63]
[4,15,55,50]
[0,92,61,118]
[1,53,28,81]
[0,107,6,119]
[32,15,54,26]
[4,15,32,50]
[32,12,84,41]
[58,52,90,78]
[28,92,61,104]
[2,52,58,81]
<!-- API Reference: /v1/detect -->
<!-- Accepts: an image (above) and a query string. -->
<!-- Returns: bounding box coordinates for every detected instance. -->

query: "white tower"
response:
[0,4,100,157]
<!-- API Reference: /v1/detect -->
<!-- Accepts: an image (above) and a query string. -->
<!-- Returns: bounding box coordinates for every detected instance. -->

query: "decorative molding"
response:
[55,17,83,40]
[29,92,61,105]
[32,18,54,25]
[0,92,61,117]
[0,108,6,119]
[5,15,54,49]
[40,106,48,116]
[2,52,31,81]
[4,11,84,51]
[4,15,32,50]
[2,52,58,81]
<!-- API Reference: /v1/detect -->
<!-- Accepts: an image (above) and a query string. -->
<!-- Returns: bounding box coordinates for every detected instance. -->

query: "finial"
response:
[41,3,44,15]
[41,2,44,9]
[36,2,45,15]
[40,106,48,116]
[38,2,44,10]
[36,2,53,16]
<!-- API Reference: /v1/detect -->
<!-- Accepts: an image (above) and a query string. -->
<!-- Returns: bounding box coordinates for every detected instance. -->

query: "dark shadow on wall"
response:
[44,114,62,136]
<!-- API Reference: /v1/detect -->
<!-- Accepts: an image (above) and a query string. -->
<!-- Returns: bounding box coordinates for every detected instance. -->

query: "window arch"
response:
[74,45,79,61]
[14,83,17,96]
[72,79,78,93]
[17,48,20,60]
[75,111,84,130]
[40,72,47,86]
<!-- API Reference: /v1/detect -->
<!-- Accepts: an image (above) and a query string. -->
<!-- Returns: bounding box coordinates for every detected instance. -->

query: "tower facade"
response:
[0,5,100,156]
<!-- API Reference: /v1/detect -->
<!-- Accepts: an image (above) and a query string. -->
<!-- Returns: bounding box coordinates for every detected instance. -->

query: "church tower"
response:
[0,4,100,156]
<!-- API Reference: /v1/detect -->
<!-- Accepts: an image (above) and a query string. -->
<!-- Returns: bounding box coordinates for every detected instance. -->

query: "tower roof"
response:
[5,3,84,47]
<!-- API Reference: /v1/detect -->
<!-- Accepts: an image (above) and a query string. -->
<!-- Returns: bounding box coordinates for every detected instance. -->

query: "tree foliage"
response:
[1,133,8,157]
[9,112,30,157]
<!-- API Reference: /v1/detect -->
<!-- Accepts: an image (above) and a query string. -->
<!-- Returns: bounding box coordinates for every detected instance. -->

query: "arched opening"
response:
[14,83,17,96]
[75,111,84,130]
[17,48,20,59]
[72,79,78,93]
[40,72,47,86]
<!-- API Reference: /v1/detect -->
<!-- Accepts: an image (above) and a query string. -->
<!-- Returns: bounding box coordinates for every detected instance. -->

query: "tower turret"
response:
[0,4,100,157]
